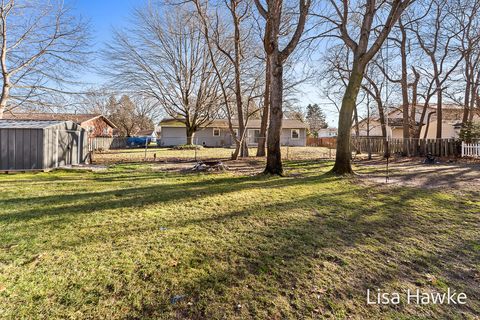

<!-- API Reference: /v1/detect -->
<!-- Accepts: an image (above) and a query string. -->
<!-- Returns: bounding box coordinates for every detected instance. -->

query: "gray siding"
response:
[0,129,44,170]
[43,122,86,169]
[159,127,187,146]
[0,120,87,171]
[280,128,307,146]
[194,127,232,147]
[159,125,307,147]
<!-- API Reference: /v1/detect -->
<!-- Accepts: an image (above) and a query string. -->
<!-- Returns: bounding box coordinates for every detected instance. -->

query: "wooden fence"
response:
[88,137,128,151]
[309,136,463,157]
[306,137,337,148]
[351,137,462,157]
[461,141,480,157]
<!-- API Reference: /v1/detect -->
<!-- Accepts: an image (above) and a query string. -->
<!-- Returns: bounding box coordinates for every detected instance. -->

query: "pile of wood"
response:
[191,161,227,172]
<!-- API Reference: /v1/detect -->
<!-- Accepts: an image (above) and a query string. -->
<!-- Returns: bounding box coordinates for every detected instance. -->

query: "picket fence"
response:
[461,141,480,158]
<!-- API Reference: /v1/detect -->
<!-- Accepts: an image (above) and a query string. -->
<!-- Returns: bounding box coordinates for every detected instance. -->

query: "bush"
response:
[171,144,203,150]
[459,122,480,143]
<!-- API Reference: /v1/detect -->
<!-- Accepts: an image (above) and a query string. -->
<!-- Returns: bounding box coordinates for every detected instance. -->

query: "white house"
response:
[356,104,480,139]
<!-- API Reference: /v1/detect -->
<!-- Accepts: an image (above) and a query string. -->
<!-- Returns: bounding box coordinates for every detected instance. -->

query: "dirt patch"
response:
[151,159,265,175]
[354,157,480,194]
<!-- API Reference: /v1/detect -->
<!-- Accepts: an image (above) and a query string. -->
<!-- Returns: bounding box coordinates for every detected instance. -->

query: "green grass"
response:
[93,146,334,164]
[0,161,479,319]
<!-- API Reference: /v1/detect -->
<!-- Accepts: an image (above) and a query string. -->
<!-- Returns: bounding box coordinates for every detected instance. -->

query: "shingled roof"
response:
[159,118,309,129]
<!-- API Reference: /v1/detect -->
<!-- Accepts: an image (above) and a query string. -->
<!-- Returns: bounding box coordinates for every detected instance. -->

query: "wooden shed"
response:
[0,120,89,171]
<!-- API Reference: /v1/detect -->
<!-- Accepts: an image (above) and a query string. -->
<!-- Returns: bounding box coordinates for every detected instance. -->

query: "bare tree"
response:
[108,95,155,137]
[323,0,412,174]
[455,0,480,125]
[254,0,311,175]
[412,0,465,139]
[103,5,222,145]
[192,0,263,159]
[377,15,418,155]
[0,0,90,118]
[256,58,270,156]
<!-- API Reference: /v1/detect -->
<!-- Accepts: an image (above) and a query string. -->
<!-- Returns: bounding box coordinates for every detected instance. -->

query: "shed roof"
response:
[2,112,117,128]
[0,120,70,129]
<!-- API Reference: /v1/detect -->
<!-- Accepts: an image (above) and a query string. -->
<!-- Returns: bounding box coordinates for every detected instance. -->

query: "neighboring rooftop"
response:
[159,118,309,129]
[136,129,157,136]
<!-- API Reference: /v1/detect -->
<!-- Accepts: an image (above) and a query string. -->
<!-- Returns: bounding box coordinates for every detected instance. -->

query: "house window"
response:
[249,129,261,143]
[291,129,300,140]
[232,129,239,138]
[213,128,220,136]
[103,128,109,136]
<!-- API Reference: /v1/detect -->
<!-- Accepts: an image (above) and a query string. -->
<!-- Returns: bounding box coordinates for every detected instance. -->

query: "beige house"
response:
[159,118,309,147]
[356,105,480,139]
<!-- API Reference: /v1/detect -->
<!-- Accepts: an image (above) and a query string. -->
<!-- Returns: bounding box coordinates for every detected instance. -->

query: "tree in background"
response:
[103,5,222,144]
[192,0,264,159]
[0,0,90,118]
[305,103,328,137]
[108,95,154,137]
[460,122,480,143]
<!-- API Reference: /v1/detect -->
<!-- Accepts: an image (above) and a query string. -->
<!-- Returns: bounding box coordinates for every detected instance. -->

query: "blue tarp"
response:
[126,137,152,147]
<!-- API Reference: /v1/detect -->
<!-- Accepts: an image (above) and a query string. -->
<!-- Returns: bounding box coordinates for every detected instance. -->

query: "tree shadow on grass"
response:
[154,190,479,319]
[0,162,341,226]
[1,161,478,319]
[10,181,470,319]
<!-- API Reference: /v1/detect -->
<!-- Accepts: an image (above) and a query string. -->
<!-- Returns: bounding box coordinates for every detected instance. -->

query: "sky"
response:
[65,0,339,127]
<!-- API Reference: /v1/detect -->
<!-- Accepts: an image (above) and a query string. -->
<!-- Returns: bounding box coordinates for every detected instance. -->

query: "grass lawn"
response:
[0,160,479,319]
[93,146,334,164]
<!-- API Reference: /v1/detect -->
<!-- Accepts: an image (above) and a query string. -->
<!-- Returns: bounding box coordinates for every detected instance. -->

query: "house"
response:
[2,112,117,138]
[136,129,159,143]
[158,118,309,147]
[356,104,480,139]
[317,128,337,137]
[0,120,89,171]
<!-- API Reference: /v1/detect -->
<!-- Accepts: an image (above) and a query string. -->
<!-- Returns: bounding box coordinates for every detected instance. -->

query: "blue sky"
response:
[65,0,339,127]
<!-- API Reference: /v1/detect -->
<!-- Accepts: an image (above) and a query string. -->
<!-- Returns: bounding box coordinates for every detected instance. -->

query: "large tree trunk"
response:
[376,98,387,138]
[232,5,248,159]
[264,54,283,175]
[423,111,436,139]
[469,70,480,122]
[257,59,270,157]
[462,64,472,125]
[374,97,389,158]
[399,21,410,155]
[241,139,249,157]
[186,127,195,145]
[332,63,364,175]
[436,88,442,139]
[400,50,410,153]
[415,103,429,139]
[410,68,419,137]
[232,139,241,159]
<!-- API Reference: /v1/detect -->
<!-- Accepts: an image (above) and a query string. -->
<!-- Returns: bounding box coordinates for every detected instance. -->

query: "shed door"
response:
[56,131,76,167]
